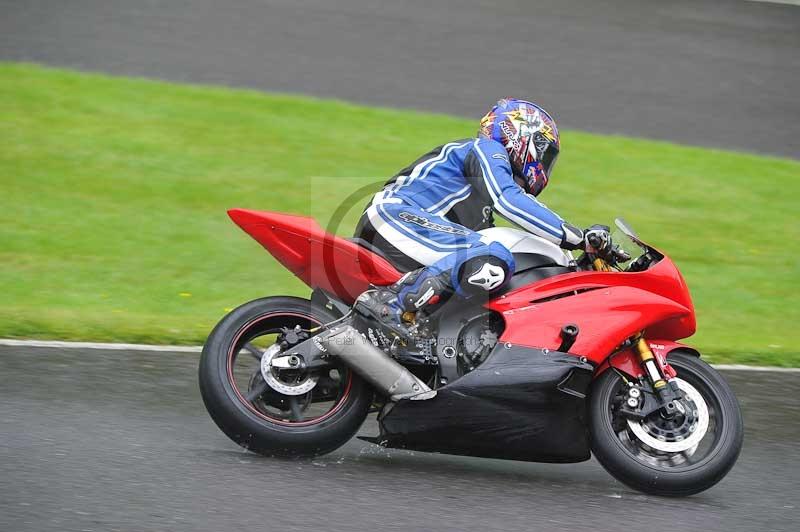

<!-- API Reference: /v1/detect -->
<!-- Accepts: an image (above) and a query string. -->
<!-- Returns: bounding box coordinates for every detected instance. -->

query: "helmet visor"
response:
[523,141,559,196]
[539,142,559,180]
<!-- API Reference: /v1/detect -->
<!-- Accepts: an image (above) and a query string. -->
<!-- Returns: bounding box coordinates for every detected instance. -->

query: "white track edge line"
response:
[1,338,797,371]
[0,339,202,352]
[747,1,800,6]
[711,364,800,372]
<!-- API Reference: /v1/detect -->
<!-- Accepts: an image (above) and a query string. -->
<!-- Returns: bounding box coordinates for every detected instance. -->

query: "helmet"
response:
[478,98,560,196]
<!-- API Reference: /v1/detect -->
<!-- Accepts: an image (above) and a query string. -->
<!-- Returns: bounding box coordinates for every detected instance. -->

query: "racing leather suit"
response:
[353,137,583,323]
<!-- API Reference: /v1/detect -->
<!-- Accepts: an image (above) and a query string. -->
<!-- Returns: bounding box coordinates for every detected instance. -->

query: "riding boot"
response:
[353,267,449,340]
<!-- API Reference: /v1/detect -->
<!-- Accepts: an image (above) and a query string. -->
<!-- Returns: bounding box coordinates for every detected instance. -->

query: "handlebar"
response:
[584,227,631,271]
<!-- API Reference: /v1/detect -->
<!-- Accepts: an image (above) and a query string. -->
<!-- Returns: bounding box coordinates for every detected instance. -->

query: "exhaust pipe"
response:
[321,325,436,401]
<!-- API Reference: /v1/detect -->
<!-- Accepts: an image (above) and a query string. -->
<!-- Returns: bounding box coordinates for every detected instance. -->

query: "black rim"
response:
[226,312,353,427]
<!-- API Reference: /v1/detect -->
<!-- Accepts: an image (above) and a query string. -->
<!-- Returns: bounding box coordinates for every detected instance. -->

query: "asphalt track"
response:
[1,0,798,158]
[1,344,798,532]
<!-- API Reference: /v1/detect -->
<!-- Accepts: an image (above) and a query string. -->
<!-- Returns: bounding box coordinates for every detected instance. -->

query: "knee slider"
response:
[456,256,511,296]
[449,242,514,297]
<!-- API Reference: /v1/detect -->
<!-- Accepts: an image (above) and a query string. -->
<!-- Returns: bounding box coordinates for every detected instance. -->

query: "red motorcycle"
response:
[199,209,743,496]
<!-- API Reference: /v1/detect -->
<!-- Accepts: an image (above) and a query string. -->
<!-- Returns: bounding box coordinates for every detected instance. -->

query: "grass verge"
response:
[1,63,798,365]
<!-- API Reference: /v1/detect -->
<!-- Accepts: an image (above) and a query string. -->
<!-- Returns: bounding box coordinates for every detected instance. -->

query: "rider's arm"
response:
[466,138,584,249]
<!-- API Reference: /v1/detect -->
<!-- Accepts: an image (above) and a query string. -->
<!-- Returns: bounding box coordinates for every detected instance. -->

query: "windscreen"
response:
[612,218,648,264]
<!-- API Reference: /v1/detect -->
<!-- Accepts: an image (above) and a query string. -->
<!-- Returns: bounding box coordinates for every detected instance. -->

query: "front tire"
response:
[590,351,743,496]
[199,296,373,457]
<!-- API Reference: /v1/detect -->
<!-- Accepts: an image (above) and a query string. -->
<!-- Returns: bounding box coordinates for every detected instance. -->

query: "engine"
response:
[456,312,503,375]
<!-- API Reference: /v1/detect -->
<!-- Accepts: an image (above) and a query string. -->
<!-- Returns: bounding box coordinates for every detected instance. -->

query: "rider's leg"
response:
[394,240,514,300]
[354,203,515,336]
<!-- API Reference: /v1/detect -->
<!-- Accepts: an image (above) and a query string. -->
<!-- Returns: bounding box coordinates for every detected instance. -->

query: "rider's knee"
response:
[452,242,515,297]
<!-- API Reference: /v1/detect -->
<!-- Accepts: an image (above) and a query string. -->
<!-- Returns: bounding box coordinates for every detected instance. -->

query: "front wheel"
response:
[199,296,373,457]
[590,351,743,496]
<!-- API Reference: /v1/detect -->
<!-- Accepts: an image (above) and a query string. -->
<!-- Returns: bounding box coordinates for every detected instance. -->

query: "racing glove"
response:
[559,223,615,255]
[583,224,612,255]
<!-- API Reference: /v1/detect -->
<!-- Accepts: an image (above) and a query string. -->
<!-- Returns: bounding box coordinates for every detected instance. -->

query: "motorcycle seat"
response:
[347,237,391,262]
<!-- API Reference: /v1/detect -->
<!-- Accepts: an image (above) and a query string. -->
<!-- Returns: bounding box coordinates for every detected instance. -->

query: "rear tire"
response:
[199,296,372,457]
[589,351,743,496]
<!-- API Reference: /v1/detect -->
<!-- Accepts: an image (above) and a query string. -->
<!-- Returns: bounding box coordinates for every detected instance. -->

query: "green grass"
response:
[1,63,798,366]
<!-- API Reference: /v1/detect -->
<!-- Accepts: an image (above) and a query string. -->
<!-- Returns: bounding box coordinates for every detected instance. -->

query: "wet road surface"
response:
[1,345,797,532]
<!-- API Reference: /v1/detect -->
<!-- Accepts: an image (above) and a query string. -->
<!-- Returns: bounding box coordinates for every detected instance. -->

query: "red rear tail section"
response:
[228,209,402,303]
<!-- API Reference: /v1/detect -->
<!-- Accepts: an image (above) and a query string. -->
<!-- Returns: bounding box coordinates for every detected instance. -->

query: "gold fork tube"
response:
[593,258,611,272]
[635,336,667,389]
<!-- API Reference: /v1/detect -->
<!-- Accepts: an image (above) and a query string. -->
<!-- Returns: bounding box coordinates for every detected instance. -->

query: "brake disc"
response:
[260,344,319,396]
[626,377,709,453]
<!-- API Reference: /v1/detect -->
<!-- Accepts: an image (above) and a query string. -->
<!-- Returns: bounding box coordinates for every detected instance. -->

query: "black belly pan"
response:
[374,345,595,463]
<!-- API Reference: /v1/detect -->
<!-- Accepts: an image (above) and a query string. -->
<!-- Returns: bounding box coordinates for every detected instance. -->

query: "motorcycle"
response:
[199,209,743,497]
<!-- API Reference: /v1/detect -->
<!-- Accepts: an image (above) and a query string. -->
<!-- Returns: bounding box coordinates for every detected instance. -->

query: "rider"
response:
[353,98,599,337]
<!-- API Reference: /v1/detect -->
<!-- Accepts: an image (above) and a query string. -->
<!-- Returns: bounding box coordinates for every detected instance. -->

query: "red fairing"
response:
[228,209,401,303]
[596,341,685,380]
[485,256,696,369]
[230,208,698,379]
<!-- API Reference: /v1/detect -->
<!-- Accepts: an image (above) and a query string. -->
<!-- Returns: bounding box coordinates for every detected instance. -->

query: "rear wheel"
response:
[199,296,372,457]
[589,351,743,496]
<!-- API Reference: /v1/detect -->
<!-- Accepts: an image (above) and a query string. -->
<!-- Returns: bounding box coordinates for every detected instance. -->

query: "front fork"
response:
[633,334,681,416]
[591,257,683,416]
